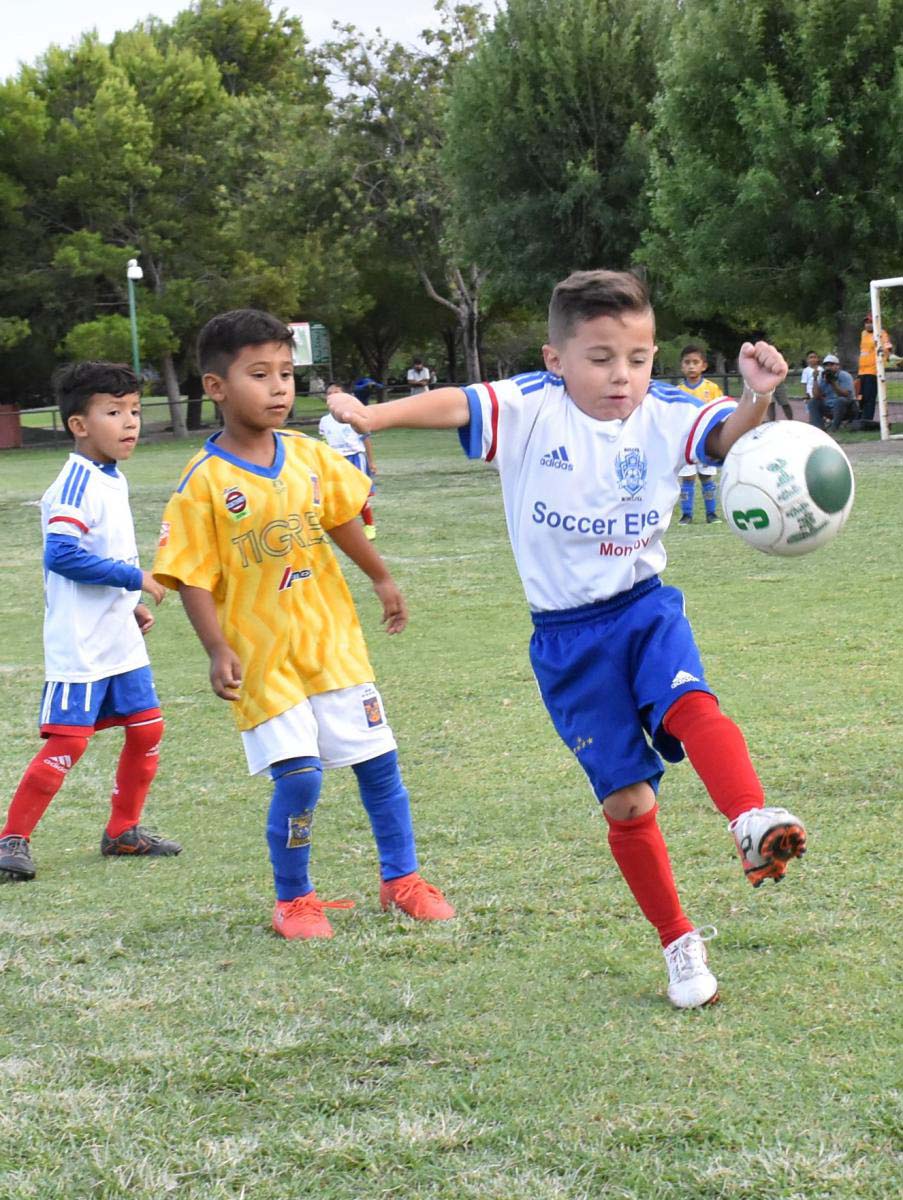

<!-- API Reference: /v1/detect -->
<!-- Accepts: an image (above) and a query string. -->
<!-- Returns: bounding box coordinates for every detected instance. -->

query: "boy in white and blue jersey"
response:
[320,382,377,539]
[328,269,807,1008]
[0,362,180,884]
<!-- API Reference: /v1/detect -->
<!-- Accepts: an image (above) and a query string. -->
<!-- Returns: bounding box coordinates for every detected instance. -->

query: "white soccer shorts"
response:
[241,682,397,776]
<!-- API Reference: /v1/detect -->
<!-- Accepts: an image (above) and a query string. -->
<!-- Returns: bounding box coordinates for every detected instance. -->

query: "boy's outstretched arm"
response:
[328,519,408,634]
[705,341,788,461]
[177,583,243,701]
[328,387,470,434]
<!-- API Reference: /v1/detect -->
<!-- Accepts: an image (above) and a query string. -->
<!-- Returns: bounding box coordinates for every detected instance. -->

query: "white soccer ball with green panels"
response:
[720,422,854,556]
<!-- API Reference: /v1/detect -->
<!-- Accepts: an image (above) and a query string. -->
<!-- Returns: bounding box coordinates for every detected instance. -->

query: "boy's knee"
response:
[602,781,656,822]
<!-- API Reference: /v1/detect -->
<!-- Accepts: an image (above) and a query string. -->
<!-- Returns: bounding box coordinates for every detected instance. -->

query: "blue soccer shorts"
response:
[345,451,375,496]
[39,665,161,737]
[529,577,715,802]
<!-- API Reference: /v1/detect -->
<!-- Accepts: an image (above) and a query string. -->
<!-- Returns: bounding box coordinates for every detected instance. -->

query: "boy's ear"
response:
[542,343,562,375]
[203,370,227,402]
[67,413,87,439]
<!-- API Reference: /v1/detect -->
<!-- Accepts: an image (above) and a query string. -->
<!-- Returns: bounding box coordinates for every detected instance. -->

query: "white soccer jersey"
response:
[459,373,736,611]
[319,413,369,458]
[40,454,148,682]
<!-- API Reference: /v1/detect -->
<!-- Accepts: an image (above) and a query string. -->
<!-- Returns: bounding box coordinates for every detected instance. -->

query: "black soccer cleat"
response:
[100,825,182,857]
[0,834,36,882]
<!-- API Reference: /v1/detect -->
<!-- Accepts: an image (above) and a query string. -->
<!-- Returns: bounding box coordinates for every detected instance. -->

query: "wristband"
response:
[742,384,774,403]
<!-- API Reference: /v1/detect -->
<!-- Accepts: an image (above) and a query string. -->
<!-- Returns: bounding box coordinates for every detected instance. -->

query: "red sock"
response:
[2,734,90,838]
[361,503,375,527]
[106,718,163,839]
[663,691,764,823]
[605,804,694,948]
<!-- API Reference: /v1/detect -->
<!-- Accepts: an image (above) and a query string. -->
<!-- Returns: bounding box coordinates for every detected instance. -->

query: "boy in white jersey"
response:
[0,362,180,884]
[320,383,377,540]
[153,310,453,940]
[328,270,807,1008]
[675,345,722,526]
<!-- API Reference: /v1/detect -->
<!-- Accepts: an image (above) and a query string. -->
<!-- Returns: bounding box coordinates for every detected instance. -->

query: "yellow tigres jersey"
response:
[153,430,373,731]
[677,377,724,403]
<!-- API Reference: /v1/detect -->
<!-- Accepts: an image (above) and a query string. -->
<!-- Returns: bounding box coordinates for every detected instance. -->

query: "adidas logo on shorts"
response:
[670,671,700,689]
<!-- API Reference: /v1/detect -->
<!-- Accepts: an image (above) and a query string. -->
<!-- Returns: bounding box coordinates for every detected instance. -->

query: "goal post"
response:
[869,276,903,441]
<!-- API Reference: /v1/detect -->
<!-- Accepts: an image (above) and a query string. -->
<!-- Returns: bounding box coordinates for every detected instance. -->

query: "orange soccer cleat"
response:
[379,871,455,921]
[272,891,355,940]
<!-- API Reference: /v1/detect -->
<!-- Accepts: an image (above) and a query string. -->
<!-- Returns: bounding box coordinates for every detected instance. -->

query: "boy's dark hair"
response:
[53,361,140,434]
[197,309,294,376]
[680,344,707,361]
[806,349,818,357]
[548,270,652,344]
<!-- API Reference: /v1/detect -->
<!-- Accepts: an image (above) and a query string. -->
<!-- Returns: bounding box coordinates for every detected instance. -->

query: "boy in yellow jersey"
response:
[675,346,723,525]
[152,310,453,939]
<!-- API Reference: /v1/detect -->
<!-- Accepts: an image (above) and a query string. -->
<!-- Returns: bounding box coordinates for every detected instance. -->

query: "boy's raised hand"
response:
[328,391,371,433]
[738,341,788,395]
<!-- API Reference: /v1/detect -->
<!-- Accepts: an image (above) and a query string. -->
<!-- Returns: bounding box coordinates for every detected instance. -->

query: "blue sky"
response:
[2,1,491,80]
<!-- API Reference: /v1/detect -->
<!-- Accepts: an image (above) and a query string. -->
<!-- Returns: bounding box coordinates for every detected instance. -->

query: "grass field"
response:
[0,431,900,1199]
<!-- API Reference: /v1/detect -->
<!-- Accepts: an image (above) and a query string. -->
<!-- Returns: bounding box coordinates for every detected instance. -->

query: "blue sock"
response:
[267,757,322,901]
[702,477,717,517]
[680,478,695,518]
[352,750,418,882]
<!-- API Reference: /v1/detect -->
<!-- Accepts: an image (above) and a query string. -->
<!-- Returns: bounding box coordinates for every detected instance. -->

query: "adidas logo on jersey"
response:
[44,754,73,773]
[670,671,701,689]
[540,445,574,471]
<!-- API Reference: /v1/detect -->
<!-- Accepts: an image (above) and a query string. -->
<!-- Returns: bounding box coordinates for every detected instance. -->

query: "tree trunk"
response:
[162,353,187,437]
[833,277,860,373]
[442,328,458,384]
[419,263,488,385]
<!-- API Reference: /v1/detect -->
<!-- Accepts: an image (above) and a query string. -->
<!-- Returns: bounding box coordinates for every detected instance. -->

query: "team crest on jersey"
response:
[362,695,383,728]
[223,486,250,520]
[310,473,321,505]
[615,447,647,498]
[157,521,170,547]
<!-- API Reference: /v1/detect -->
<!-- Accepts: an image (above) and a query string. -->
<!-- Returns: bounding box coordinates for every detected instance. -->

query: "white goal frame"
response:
[869,276,903,441]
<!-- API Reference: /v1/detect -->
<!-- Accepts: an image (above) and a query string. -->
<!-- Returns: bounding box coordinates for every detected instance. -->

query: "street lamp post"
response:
[126,258,144,378]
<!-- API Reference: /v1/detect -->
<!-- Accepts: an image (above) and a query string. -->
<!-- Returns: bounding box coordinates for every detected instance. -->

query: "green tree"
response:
[445,0,672,305]
[642,0,903,364]
[324,4,490,380]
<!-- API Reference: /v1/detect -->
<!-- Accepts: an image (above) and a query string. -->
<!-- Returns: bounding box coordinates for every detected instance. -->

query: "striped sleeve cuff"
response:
[685,399,737,466]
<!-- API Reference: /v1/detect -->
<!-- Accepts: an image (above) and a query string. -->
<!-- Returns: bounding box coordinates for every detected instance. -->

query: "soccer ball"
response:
[720,422,854,556]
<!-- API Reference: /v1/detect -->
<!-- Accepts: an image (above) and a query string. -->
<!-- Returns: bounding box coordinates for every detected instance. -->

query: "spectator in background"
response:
[800,350,821,417]
[766,376,794,422]
[813,354,855,431]
[858,314,893,423]
[352,375,385,406]
[406,358,433,394]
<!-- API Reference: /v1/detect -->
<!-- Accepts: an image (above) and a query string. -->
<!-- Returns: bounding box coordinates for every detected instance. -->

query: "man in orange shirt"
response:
[858,314,893,422]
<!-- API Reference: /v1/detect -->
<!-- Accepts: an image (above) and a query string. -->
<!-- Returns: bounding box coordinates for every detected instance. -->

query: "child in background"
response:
[153,310,453,939]
[328,270,807,1008]
[320,383,377,540]
[0,362,180,883]
[675,345,723,525]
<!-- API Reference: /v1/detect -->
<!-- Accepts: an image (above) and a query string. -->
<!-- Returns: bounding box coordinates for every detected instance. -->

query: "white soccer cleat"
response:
[663,927,719,1009]
[730,806,807,888]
